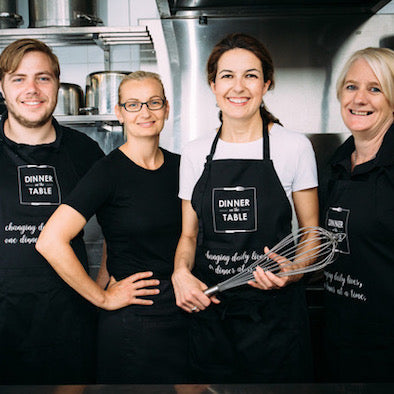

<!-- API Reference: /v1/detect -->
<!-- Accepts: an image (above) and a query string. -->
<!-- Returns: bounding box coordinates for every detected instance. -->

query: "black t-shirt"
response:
[0,114,104,283]
[65,148,182,281]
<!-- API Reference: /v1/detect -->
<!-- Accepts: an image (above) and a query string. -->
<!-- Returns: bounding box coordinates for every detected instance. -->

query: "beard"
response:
[6,103,56,129]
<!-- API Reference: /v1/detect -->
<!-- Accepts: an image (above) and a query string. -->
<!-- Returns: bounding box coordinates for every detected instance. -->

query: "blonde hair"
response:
[118,70,166,104]
[336,47,394,108]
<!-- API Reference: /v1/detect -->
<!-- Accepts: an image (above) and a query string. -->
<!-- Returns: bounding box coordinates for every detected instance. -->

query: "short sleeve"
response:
[179,151,197,200]
[292,137,318,192]
[62,128,104,172]
[64,157,114,221]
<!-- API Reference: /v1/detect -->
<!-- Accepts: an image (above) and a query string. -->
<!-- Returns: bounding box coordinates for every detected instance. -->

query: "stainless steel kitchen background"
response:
[2,1,392,380]
[147,3,393,379]
[6,0,392,282]
[4,0,390,277]
[13,0,394,153]
[149,0,394,152]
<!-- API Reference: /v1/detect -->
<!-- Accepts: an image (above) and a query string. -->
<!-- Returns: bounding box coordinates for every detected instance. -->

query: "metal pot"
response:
[54,83,83,116]
[0,0,23,28]
[28,0,102,28]
[85,71,131,115]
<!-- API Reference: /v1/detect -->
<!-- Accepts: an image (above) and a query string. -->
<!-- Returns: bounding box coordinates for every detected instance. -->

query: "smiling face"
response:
[340,58,393,137]
[210,48,271,123]
[115,78,169,140]
[0,51,59,129]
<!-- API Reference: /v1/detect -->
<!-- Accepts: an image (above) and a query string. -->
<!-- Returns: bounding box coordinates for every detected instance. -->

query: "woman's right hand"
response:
[102,271,160,311]
[172,267,220,313]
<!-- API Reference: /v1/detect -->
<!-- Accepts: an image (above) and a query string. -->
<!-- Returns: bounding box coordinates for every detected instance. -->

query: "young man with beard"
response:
[0,39,104,384]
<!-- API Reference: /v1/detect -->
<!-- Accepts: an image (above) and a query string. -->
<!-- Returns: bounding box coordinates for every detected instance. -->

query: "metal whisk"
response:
[204,226,344,297]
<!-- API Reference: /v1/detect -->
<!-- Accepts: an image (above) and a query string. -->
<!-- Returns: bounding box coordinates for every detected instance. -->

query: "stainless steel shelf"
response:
[0,26,153,47]
[55,115,123,132]
[55,114,119,124]
[0,26,154,127]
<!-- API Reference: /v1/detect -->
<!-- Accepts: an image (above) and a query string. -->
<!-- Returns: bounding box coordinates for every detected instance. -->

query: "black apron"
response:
[0,124,96,384]
[97,279,190,384]
[324,151,394,382]
[190,123,311,383]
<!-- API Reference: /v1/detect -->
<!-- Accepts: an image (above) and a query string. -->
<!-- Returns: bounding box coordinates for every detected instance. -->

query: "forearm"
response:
[174,232,197,274]
[96,241,110,289]
[172,232,219,311]
[36,236,106,307]
[37,205,161,311]
[36,204,107,307]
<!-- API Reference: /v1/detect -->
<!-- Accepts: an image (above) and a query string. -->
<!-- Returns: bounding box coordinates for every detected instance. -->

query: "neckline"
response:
[117,147,166,172]
[208,120,270,162]
[218,137,263,145]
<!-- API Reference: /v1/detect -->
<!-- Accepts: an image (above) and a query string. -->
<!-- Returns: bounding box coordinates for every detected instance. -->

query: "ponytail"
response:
[260,104,282,127]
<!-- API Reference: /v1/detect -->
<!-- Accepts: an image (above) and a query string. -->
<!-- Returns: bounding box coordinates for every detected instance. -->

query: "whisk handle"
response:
[204,285,219,297]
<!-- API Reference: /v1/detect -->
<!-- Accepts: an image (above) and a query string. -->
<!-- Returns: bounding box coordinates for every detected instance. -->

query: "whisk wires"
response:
[205,226,340,295]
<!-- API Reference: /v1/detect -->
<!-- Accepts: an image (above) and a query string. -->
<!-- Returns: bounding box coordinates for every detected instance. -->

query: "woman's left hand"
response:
[102,272,160,310]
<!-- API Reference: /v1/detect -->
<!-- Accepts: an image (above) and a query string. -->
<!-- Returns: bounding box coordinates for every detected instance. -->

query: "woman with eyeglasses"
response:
[36,71,189,383]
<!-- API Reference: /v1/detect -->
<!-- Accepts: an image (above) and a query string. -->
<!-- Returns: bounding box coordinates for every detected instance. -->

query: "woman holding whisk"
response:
[172,33,319,383]
[323,47,394,382]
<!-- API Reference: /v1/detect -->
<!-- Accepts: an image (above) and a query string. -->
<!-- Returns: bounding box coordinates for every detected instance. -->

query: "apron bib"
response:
[324,161,394,381]
[0,130,95,384]
[192,123,292,294]
[0,134,88,273]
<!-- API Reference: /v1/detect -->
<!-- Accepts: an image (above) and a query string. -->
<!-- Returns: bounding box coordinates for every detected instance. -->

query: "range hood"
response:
[158,0,391,17]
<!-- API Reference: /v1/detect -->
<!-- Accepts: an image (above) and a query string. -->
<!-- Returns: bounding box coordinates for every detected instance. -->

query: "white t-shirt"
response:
[179,123,318,203]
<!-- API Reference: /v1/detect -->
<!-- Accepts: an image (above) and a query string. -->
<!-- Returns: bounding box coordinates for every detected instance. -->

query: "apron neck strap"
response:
[205,125,222,163]
[205,121,270,164]
[263,120,269,159]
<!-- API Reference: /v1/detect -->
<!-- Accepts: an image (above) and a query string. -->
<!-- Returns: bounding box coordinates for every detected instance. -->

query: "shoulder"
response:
[180,131,217,174]
[99,148,125,169]
[84,148,120,175]
[161,147,180,166]
[270,125,316,170]
[270,123,312,149]
[60,125,104,158]
[269,124,318,187]
[377,123,394,166]
[181,131,217,162]
[330,136,354,165]
[58,125,103,178]
[182,131,216,153]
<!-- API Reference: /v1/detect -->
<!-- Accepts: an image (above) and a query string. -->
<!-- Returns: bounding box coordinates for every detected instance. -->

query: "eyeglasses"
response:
[119,98,166,112]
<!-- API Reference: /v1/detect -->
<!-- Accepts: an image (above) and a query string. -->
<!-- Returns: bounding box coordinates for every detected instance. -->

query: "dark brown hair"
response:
[0,39,60,82]
[207,33,281,125]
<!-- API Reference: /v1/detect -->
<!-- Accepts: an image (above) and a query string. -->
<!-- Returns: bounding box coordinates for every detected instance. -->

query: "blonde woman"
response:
[323,47,394,382]
[37,71,189,383]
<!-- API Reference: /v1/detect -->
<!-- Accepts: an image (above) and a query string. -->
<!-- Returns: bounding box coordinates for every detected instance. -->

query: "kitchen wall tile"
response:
[55,46,89,65]
[59,64,90,92]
